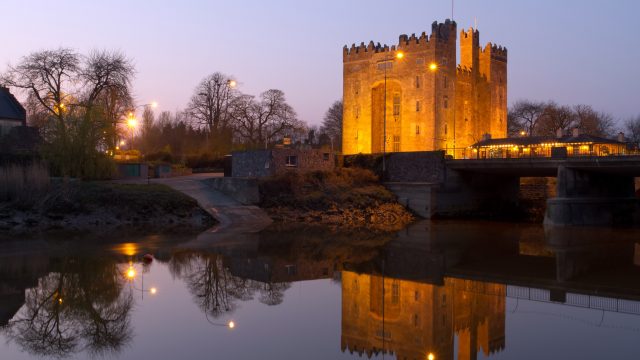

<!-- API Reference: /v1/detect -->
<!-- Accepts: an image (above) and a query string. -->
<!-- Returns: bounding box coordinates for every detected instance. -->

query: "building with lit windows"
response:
[342,20,507,156]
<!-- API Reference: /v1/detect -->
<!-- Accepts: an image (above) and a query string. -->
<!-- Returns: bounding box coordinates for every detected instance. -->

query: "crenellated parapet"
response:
[481,43,508,62]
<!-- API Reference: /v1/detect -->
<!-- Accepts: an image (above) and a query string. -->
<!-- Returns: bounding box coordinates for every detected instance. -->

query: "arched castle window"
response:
[443,96,449,109]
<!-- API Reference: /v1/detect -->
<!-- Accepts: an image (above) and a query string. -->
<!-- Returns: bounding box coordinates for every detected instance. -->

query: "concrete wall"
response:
[204,177,261,205]
[232,150,273,178]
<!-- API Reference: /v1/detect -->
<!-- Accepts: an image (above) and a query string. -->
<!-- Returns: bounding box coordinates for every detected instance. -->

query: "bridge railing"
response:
[445,147,640,160]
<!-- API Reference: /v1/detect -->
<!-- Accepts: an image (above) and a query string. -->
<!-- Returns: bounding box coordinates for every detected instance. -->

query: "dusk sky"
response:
[2,0,639,126]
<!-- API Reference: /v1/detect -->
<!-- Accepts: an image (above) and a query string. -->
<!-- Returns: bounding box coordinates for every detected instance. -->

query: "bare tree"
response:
[230,89,304,149]
[507,100,545,136]
[536,102,576,136]
[573,104,615,137]
[624,115,640,148]
[320,100,343,150]
[186,72,236,155]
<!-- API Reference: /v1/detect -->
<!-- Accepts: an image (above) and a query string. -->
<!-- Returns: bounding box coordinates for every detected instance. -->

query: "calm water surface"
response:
[1,221,640,360]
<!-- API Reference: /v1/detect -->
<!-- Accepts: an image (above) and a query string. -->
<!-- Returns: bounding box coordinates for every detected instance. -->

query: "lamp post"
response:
[377,51,404,176]
[124,102,158,151]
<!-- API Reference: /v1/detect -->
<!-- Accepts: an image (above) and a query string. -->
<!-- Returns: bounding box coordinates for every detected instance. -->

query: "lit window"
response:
[393,94,401,117]
[285,155,298,167]
[393,135,400,152]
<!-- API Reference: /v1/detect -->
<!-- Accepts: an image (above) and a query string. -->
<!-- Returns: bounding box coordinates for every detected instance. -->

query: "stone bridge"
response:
[382,152,640,226]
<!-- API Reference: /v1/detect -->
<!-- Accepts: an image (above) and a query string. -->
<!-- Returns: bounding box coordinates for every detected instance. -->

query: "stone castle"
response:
[342,19,507,155]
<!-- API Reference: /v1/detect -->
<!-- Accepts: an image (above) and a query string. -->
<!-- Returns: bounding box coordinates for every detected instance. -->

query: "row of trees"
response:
[1,48,135,178]
[0,48,344,176]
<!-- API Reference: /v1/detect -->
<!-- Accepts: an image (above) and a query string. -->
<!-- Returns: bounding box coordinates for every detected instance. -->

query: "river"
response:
[1,221,639,359]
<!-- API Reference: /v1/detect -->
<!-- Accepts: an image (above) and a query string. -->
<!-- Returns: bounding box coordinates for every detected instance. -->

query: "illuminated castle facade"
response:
[342,20,507,155]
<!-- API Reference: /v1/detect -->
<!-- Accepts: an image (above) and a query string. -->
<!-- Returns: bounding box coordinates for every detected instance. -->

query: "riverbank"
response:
[0,182,216,234]
[258,168,414,231]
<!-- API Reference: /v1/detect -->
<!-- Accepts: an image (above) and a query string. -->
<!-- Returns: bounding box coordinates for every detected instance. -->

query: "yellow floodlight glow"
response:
[127,118,138,128]
[396,52,404,59]
[126,266,136,280]
[150,287,157,295]
[427,353,435,360]
[429,63,438,71]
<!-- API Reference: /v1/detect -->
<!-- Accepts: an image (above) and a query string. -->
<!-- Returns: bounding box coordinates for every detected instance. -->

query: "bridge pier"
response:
[545,166,640,226]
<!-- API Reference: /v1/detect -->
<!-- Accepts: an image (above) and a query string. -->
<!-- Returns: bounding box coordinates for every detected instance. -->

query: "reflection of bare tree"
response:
[2,258,133,358]
[169,252,291,319]
[257,282,290,306]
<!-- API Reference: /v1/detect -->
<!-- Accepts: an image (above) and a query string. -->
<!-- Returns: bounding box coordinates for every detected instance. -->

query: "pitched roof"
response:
[0,87,26,122]
[472,134,624,147]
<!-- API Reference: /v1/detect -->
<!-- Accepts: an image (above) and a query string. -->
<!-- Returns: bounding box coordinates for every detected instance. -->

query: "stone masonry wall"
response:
[231,150,273,178]
[386,151,446,183]
[271,148,334,176]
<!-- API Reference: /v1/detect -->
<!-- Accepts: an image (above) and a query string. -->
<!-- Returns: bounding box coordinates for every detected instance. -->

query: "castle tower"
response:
[342,20,507,156]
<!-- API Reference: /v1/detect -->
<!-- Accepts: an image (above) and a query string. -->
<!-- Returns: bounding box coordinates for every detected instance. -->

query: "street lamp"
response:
[378,51,405,176]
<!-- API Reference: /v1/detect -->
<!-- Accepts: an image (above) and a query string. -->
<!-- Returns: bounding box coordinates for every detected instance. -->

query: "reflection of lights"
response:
[119,243,138,257]
[228,321,235,329]
[427,353,435,360]
[58,298,63,304]
[150,287,157,295]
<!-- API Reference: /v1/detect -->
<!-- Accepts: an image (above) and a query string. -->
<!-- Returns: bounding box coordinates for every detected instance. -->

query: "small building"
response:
[469,131,629,159]
[0,87,26,137]
[231,148,334,178]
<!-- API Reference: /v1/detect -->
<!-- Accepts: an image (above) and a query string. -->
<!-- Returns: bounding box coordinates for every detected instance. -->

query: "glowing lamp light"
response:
[520,130,526,136]
[127,118,138,128]
[228,321,235,329]
[429,63,438,71]
[228,80,237,88]
[150,287,157,295]
[396,51,404,59]
[427,353,435,360]
[150,101,159,108]
[126,266,136,280]
[58,298,63,304]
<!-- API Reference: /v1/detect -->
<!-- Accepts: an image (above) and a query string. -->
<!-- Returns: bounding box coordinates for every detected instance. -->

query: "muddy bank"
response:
[258,168,414,231]
[0,182,216,234]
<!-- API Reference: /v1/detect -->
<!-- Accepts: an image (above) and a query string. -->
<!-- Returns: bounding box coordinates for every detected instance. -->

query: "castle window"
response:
[393,136,400,152]
[444,75,448,88]
[392,281,400,303]
[413,314,420,327]
[416,58,425,65]
[414,290,420,301]
[285,155,298,167]
[393,94,401,117]
[355,129,359,139]
[354,81,360,95]
[416,101,421,112]
[444,124,448,135]
[354,105,360,119]
[444,96,449,109]
[415,76,421,88]
[442,57,448,66]
[416,125,420,135]
[323,153,330,161]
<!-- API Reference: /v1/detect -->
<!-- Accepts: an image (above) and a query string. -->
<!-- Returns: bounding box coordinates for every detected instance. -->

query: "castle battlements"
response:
[342,19,508,155]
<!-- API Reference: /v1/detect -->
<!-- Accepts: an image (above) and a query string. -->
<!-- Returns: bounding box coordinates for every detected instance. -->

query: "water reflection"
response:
[1,256,133,358]
[0,222,639,359]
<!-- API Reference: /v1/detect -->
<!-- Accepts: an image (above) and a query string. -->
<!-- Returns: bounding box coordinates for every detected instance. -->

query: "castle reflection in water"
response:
[341,273,505,360]
[1,221,640,359]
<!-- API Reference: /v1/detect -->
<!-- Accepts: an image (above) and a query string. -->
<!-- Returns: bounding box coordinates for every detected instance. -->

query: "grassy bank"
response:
[0,182,215,233]
[258,168,413,230]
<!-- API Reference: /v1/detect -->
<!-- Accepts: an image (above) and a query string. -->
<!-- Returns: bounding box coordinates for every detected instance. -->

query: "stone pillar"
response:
[545,166,640,226]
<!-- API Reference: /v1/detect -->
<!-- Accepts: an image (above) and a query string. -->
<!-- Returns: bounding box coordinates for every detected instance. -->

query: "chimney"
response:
[482,133,492,141]
[618,132,625,143]
[572,128,580,137]
[556,128,564,139]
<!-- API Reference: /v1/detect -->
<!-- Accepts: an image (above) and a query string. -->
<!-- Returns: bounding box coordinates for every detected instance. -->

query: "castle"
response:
[342,19,507,155]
